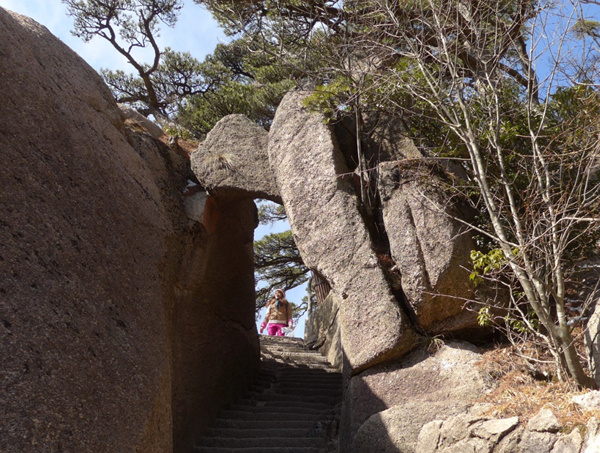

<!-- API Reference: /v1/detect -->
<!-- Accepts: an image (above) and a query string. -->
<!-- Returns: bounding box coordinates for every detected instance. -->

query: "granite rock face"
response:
[367,115,424,162]
[414,408,600,453]
[268,90,418,372]
[352,401,469,453]
[191,114,281,202]
[342,341,488,451]
[0,9,258,453]
[304,291,343,370]
[379,161,478,334]
[119,103,166,139]
[169,195,260,452]
[582,260,600,387]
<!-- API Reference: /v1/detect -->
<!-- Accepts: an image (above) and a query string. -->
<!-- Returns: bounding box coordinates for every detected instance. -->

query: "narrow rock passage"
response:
[195,335,342,453]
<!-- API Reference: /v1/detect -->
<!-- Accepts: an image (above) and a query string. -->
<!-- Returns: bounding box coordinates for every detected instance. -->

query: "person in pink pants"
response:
[260,289,293,336]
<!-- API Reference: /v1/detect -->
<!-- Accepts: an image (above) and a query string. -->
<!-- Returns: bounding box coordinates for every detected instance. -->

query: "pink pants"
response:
[267,323,286,336]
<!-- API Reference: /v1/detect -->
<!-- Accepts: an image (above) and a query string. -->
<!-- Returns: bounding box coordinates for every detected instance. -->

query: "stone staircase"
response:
[194,335,342,453]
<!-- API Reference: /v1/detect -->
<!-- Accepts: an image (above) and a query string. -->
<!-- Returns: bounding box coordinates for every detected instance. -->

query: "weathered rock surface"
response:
[379,161,478,334]
[191,114,281,202]
[573,391,600,411]
[417,413,520,453]
[352,401,469,453]
[119,103,165,139]
[584,275,600,386]
[527,408,561,433]
[170,195,260,452]
[585,418,600,452]
[343,341,489,451]
[332,114,423,170]
[304,291,343,370]
[415,408,600,453]
[0,8,259,453]
[269,90,418,372]
[367,115,424,162]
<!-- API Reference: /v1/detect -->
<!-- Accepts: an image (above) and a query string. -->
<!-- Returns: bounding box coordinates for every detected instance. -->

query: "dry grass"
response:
[475,343,600,432]
[173,138,198,155]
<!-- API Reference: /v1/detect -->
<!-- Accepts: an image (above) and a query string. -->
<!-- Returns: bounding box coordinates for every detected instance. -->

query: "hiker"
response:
[260,289,293,336]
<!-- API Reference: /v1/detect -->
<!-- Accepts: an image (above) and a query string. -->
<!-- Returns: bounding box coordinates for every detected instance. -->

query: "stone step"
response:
[256,371,277,380]
[251,382,340,392]
[253,375,276,382]
[220,410,332,422]
[245,391,340,405]
[197,436,326,449]
[224,405,332,416]
[261,344,309,350]
[249,383,275,393]
[263,360,335,370]
[264,349,328,356]
[194,336,340,453]
[236,399,334,411]
[275,372,341,380]
[271,381,341,390]
[261,339,305,344]
[263,348,323,356]
[263,354,334,362]
[276,368,341,376]
[272,378,340,386]
[195,447,326,453]
[274,371,340,377]
[276,369,340,377]
[203,427,326,439]
[260,348,309,355]
[212,419,320,430]
[260,335,304,344]
[271,383,341,392]
[271,388,342,398]
[262,354,329,361]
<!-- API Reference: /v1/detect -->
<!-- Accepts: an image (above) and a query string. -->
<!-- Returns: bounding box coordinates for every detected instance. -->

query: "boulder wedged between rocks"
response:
[191,114,281,202]
[378,161,480,335]
[268,90,419,373]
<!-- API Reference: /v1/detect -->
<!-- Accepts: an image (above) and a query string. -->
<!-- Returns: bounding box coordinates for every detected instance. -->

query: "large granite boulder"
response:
[415,408,597,453]
[417,413,520,453]
[269,90,419,372]
[342,341,489,451]
[0,9,259,453]
[304,291,343,369]
[579,258,600,386]
[379,161,478,334]
[191,114,281,202]
[352,401,469,453]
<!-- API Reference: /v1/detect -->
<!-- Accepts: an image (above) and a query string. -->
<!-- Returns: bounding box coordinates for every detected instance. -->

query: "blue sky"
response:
[0,0,226,72]
[0,0,309,337]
